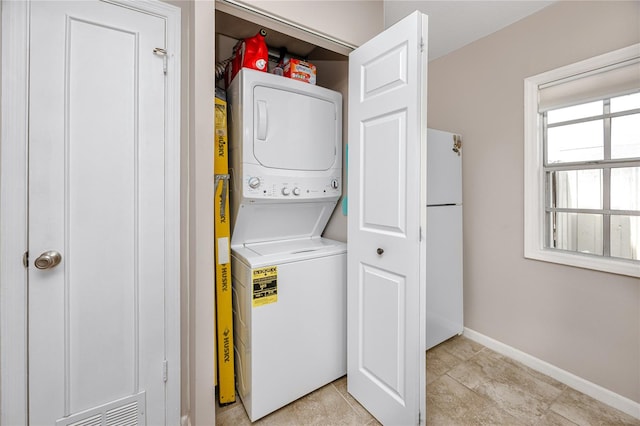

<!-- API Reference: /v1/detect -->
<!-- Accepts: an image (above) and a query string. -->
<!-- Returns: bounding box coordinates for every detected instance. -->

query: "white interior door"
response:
[28,1,168,424]
[347,11,428,425]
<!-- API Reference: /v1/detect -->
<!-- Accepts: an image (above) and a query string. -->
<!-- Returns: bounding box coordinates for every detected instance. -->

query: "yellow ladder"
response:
[214,94,235,405]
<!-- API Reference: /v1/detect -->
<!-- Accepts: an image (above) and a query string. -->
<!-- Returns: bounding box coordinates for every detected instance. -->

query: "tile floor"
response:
[215,336,640,425]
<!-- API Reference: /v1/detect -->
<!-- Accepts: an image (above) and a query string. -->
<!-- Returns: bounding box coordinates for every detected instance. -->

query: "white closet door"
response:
[347,11,428,426]
[28,1,168,424]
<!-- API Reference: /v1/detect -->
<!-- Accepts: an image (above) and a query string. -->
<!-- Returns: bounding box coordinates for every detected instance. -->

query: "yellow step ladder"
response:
[214,94,235,405]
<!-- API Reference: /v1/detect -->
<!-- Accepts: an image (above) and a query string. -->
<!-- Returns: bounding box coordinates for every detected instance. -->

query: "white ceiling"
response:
[384,1,556,61]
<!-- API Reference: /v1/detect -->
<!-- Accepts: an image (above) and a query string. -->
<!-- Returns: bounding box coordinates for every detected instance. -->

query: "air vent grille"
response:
[69,414,101,426]
[106,401,138,426]
[56,392,146,426]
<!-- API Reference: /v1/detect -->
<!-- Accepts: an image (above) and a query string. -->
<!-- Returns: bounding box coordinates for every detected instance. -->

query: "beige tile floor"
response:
[216,336,640,425]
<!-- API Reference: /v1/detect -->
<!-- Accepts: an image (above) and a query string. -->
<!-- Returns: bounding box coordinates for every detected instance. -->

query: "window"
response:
[524,44,640,277]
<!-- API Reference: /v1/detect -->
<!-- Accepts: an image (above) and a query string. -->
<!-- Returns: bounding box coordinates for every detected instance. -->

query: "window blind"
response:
[538,58,640,112]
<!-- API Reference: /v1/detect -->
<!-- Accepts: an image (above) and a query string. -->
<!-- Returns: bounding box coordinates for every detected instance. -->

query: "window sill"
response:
[524,246,640,278]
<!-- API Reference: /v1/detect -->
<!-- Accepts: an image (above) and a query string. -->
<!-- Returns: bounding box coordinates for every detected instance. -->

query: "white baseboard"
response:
[463,327,640,420]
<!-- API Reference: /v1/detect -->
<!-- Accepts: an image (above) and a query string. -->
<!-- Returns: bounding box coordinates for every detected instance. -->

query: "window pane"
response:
[550,169,602,209]
[611,167,640,211]
[610,215,640,261]
[547,120,603,163]
[553,212,603,255]
[547,101,602,124]
[611,92,640,113]
[611,113,640,159]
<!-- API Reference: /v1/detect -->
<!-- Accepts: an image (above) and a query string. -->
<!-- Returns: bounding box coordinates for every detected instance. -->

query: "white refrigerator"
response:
[426,128,464,350]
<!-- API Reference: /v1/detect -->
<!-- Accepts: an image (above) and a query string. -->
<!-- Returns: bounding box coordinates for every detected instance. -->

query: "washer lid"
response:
[246,237,345,257]
[232,237,347,267]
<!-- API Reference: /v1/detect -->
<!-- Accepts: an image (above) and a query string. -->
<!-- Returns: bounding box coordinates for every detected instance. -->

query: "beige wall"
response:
[426,1,640,402]
[234,0,384,47]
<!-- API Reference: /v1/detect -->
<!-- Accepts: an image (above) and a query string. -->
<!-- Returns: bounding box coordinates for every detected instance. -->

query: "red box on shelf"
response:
[284,59,316,85]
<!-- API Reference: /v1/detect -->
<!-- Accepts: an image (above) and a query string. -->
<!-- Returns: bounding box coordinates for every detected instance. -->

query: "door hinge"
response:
[162,360,168,382]
[153,48,168,74]
[23,251,28,267]
[419,226,423,242]
[418,410,422,425]
[420,38,425,53]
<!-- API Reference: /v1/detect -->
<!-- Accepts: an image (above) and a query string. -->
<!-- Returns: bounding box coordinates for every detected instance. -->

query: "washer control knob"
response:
[248,177,261,189]
[330,178,339,189]
[292,187,301,196]
[281,187,291,196]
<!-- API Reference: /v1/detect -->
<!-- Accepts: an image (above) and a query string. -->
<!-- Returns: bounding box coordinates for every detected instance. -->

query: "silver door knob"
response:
[34,250,62,270]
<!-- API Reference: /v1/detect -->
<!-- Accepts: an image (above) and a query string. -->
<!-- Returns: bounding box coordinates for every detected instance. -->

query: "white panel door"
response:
[347,11,428,425]
[28,2,167,425]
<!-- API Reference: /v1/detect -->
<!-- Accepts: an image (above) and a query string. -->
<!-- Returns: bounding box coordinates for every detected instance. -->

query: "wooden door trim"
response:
[0,2,182,424]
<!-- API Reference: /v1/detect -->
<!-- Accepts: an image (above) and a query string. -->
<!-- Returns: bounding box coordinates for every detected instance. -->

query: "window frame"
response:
[524,43,640,278]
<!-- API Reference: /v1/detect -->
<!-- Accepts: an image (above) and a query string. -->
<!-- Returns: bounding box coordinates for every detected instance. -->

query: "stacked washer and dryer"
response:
[227,69,346,421]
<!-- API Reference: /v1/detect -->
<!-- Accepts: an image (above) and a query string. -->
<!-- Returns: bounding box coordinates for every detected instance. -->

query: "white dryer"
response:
[227,69,346,422]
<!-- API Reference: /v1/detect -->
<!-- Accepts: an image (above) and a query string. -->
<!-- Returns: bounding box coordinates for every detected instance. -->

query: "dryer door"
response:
[253,85,339,171]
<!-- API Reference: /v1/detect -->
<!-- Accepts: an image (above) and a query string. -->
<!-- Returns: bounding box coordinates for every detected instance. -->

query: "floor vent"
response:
[56,392,146,426]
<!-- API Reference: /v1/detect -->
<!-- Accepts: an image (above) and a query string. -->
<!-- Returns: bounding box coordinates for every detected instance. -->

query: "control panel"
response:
[242,174,342,200]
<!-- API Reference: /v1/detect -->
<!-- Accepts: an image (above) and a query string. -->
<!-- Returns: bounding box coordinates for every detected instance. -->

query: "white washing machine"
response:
[227,69,346,421]
[231,238,346,422]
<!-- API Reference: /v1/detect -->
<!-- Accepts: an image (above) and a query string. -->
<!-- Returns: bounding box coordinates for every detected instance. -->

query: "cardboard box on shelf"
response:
[284,59,316,85]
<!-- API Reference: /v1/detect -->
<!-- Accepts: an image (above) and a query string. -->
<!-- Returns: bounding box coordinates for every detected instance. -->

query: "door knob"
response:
[34,250,62,270]
[376,248,384,255]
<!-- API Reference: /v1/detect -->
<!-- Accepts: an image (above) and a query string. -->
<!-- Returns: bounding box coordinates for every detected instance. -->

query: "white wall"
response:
[190,0,216,424]
[422,1,639,403]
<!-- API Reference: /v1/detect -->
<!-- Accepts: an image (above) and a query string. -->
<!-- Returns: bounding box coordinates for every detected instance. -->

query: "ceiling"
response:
[384,1,556,61]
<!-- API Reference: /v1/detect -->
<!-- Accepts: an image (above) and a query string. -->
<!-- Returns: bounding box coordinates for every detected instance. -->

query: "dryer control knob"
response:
[248,177,261,189]
[282,187,291,196]
[292,187,301,196]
